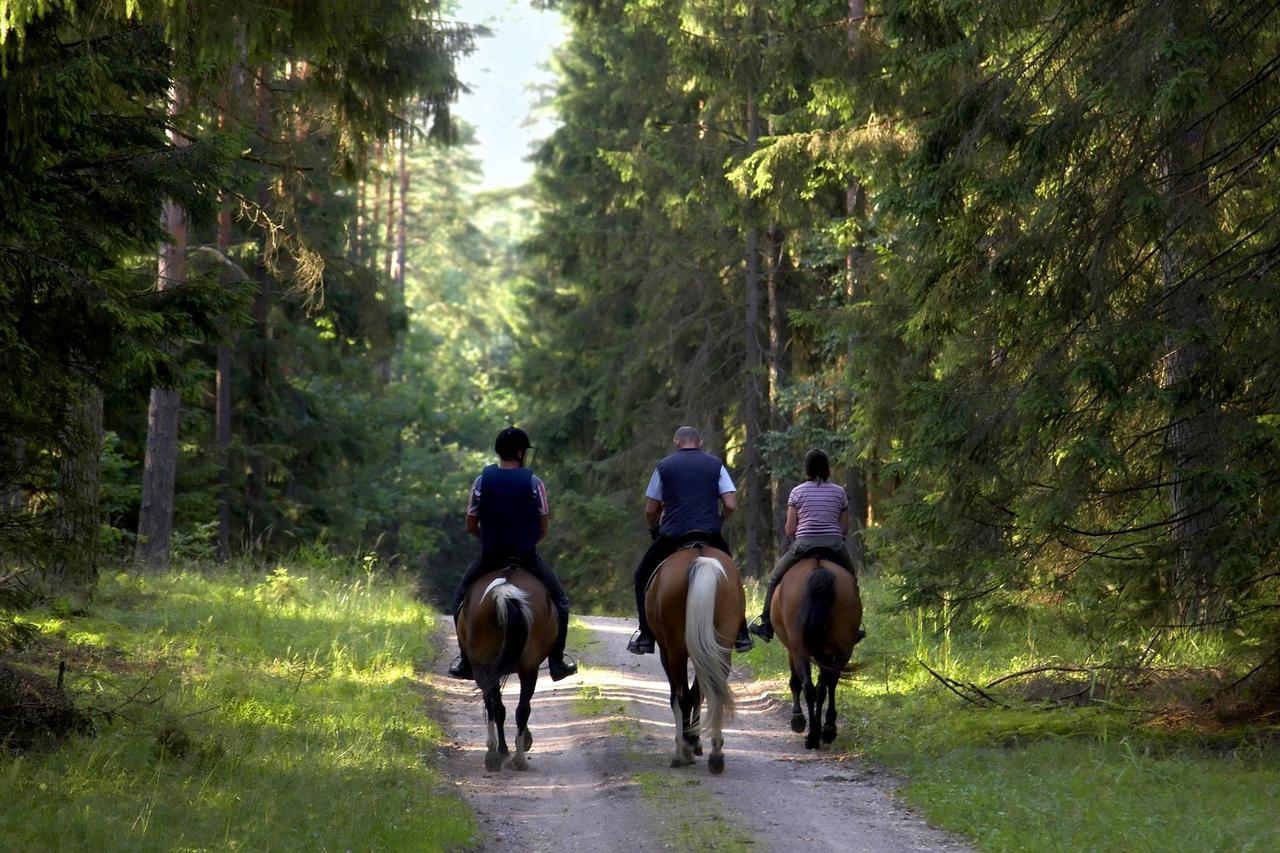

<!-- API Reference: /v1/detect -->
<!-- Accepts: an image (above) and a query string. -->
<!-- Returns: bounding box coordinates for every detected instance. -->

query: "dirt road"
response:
[428,615,970,853]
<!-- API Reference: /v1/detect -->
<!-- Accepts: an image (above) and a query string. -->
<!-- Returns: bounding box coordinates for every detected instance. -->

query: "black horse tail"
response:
[801,566,837,669]
[475,581,532,694]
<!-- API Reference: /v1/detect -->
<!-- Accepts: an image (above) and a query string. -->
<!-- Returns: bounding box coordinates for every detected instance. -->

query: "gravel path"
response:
[428,615,971,853]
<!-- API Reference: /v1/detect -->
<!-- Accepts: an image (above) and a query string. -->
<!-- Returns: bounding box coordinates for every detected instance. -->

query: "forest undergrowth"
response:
[0,553,474,851]
[741,575,1280,852]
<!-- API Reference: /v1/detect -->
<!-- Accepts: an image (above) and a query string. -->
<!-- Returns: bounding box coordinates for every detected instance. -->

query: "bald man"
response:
[626,426,753,655]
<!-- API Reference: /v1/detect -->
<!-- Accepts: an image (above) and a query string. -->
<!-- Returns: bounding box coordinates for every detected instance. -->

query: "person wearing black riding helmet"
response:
[447,427,578,681]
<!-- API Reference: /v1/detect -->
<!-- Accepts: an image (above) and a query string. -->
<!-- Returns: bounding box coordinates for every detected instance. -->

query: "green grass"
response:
[1,561,476,851]
[738,575,1280,852]
[632,770,752,852]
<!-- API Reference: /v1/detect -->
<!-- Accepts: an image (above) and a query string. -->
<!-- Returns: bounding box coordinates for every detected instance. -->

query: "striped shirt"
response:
[789,480,848,536]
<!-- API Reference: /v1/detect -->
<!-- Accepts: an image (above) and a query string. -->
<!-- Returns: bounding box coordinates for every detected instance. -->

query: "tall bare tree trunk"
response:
[765,225,791,556]
[1157,2,1220,626]
[52,387,103,591]
[1161,119,1218,625]
[743,93,765,578]
[247,68,274,538]
[384,146,396,279]
[843,0,871,538]
[396,136,409,293]
[135,83,189,570]
[215,201,234,563]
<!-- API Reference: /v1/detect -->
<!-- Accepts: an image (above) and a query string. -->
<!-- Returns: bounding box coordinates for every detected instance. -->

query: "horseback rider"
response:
[750,448,863,642]
[626,426,754,655]
[448,427,578,681]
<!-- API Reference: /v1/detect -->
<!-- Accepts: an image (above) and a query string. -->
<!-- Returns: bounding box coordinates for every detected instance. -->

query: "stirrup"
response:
[447,654,473,680]
[627,630,655,655]
[748,615,773,642]
[734,626,754,653]
[549,653,578,681]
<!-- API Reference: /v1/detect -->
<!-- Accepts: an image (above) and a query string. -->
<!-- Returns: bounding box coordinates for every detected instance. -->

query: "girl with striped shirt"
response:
[750,448,859,642]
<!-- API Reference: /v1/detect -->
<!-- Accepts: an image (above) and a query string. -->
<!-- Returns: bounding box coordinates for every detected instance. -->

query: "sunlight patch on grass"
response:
[0,560,476,851]
[740,573,1280,851]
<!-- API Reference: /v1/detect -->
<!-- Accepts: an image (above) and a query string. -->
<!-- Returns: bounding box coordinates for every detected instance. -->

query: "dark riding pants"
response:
[633,532,732,638]
[761,534,856,621]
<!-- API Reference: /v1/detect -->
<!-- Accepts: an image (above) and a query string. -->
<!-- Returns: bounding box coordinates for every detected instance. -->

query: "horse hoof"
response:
[511,754,528,771]
[484,751,503,772]
[692,740,703,756]
[708,753,725,775]
[822,725,837,744]
[805,736,820,750]
[521,730,533,751]
[790,714,806,734]
[670,752,695,768]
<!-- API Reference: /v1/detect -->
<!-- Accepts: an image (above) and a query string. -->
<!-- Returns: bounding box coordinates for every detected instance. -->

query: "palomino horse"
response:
[772,554,862,749]
[456,564,556,771]
[645,542,745,774]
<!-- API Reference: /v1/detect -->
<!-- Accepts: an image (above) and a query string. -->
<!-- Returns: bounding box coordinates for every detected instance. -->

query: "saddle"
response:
[674,530,719,552]
[797,545,848,566]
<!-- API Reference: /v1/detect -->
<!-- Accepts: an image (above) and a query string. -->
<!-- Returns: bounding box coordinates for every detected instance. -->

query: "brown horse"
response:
[456,563,556,771]
[645,544,744,774]
[772,556,862,749]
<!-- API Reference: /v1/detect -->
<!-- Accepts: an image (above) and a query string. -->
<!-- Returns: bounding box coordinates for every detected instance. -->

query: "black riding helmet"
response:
[495,426,532,462]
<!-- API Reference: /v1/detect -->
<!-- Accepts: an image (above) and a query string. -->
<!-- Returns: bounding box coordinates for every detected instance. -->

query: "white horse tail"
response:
[685,556,735,723]
[476,578,533,693]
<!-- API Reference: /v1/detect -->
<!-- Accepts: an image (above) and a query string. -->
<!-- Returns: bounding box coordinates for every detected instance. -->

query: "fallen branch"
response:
[917,658,1007,708]
[985,664,1092,689]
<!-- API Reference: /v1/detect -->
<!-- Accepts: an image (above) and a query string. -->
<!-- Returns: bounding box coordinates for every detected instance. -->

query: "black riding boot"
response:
[447,613,474,679]
[749,579,781,642]
[549,606,578,681]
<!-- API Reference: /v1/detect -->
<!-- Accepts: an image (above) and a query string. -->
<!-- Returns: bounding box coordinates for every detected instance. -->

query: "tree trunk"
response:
[384,146,396,279]
[1158,2,1220,626]
[396,135,409,293]
[765,224,791,556]
[743,94,765,578]
[247,67,274,534]
[135,84,189,571]
[215,201,234,563]
[843,0,871,535]
[1161,121,1218,625]
[370,142,383,265]
[51,386,103,592]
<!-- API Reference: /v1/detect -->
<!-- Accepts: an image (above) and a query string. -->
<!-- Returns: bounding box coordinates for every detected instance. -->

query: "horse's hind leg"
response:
[821,669,839,744]
[685,677,703,756]
[705,651,729,775]
[788,654,806,734]
[803,661,821,750]
[483,688,504,772]
[510,669,537,771]
[664,650,695,767]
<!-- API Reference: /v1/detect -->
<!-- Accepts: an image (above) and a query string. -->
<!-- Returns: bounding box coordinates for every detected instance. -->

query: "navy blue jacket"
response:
[477,465,542,558]
[655,449,725,536]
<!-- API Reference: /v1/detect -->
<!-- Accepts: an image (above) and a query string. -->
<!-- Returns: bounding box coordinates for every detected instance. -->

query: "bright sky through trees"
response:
[453,0,566,190]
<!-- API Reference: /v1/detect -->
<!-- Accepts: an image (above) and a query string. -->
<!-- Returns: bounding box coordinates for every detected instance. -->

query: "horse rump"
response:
[800,565,839,671]
[473,580,532,693]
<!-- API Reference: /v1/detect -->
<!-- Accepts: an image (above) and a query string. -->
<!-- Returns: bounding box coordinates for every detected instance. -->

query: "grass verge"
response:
[1,560,476,851]
[738,574,1280,852]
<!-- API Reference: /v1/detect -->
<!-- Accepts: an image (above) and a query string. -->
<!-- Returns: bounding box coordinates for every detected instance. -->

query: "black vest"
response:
[655,449,725,536]
[478,465,542,558]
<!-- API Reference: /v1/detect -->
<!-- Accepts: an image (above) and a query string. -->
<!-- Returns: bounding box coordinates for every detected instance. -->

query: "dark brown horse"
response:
[772,556,862,749]
[456,564,556,771]
[645,544,744,774]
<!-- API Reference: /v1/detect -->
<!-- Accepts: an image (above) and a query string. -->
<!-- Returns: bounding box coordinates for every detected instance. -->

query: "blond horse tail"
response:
[685,556,735,724]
